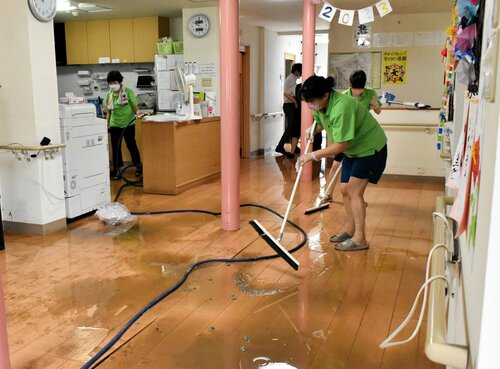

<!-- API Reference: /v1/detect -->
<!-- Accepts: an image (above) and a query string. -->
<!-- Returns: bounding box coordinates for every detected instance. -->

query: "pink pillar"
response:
[0,273,11,369]
[220,0,241,230]
[300,0,316,182]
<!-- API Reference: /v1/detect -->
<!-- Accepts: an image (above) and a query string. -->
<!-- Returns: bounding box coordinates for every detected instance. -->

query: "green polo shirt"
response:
[105,87,138,128]
[313,90,387,158]
[343,87,381,111]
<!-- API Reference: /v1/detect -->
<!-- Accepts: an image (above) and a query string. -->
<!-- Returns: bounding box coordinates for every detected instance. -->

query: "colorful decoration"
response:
[382,50,407,84]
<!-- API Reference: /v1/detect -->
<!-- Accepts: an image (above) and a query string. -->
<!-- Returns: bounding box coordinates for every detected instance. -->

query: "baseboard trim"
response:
[3,218,67,235]
[381,174,445,184]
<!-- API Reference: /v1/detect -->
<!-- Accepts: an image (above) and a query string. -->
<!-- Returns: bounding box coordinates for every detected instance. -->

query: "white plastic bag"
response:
[95,202,135,226]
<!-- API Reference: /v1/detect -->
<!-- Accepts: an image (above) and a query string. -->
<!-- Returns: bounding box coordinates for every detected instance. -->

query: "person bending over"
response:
[298,75,387,251]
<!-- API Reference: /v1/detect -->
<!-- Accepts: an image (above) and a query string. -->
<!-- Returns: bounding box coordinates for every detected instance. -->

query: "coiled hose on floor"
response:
[81,202,308,369]
[84,116,310,368]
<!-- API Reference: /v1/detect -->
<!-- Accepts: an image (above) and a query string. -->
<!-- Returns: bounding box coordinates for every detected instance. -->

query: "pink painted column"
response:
[0,273,11,369]
[220,0,241,230]
[300,0,317,182]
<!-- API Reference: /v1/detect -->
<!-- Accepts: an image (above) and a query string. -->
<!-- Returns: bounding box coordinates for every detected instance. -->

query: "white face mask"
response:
[109,83,120,92]
[307,102,322,111]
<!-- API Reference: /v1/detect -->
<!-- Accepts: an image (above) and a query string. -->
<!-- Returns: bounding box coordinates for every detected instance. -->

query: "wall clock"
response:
[188,14,210,38]
[28,0,57,22]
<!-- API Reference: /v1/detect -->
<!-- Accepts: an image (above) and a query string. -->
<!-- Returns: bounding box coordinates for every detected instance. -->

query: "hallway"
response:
[1,155,443,369]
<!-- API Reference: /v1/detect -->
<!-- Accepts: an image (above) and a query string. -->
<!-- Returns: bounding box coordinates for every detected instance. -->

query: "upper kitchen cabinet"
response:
[65,21,89,65]
[64,16,168,65]
[87,20,110,64]
[133,17,169,62]
[110,18,135,63]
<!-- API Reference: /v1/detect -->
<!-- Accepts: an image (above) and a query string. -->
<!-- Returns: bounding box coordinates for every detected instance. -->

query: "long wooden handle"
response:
[277,121,317,242]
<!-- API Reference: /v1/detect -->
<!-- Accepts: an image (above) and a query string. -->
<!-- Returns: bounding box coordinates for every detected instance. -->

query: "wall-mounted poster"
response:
[382,50,407,84]
[329,52,382,89]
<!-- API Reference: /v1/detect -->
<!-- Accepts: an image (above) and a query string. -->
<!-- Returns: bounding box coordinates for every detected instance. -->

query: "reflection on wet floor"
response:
[0,155,444,369]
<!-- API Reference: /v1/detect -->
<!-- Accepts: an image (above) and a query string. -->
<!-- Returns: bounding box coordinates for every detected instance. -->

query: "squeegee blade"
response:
[249,219,300,270]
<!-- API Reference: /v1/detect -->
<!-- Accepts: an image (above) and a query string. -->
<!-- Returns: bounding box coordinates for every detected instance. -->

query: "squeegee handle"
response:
[277,121,317,242]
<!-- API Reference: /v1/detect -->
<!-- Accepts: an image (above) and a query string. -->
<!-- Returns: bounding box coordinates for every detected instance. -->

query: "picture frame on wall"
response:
[329,52,382,89]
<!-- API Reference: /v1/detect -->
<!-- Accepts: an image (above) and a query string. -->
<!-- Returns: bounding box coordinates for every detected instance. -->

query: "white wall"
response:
[329,13,449,107]
[182,7,220,115]
[447,1,500,368]
[56,63,154,102]
[0,2,65,228]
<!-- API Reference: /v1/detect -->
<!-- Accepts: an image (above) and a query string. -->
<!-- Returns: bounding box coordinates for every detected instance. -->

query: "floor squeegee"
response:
[304,163,342,215]
[249,121,318,271]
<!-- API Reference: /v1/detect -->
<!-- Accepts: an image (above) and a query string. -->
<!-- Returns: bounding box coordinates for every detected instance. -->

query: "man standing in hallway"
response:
[275,63,302,158]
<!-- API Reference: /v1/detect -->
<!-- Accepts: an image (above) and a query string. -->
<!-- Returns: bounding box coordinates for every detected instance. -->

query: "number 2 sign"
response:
[375,0,393,17]
[319,2,337,23]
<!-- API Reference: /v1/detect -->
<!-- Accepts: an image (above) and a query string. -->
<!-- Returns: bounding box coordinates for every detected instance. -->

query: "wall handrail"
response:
[426,196,468,368]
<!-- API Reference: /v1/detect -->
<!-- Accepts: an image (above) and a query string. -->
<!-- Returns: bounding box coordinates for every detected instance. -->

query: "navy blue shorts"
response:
[341,145,387,184]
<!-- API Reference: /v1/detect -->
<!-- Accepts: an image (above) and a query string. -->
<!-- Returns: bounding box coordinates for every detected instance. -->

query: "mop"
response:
[249,121,318,271]
[304,163,342,215]
[387,101,431,109]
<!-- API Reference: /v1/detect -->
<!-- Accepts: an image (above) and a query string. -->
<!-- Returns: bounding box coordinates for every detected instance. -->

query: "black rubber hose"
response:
[81,203,308,369]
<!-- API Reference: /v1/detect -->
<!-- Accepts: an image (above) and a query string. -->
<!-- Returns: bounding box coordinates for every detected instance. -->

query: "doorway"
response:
[239,46,251,158]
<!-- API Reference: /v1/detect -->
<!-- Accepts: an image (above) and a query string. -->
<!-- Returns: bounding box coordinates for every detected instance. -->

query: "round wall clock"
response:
[188,14,210,38]
[28,0,57,22]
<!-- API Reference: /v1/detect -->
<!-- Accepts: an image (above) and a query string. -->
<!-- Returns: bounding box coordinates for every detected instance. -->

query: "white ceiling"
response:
[54,0,454,32]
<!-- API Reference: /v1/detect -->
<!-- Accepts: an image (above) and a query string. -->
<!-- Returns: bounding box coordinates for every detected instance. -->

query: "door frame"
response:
[240,45,251,158]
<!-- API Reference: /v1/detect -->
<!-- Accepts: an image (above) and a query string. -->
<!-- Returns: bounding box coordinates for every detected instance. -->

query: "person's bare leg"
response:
[344,177,369,245]
[340,183,355,236]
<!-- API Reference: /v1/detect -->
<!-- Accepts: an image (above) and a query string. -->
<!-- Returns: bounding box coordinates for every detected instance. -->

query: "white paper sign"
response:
[358,6,375,24]
[98,57,111,64]
[155,56,168,71]
[198,63,217,76]
[158,89,172,111]
[319,3,337,22]
[375,0,393,17]
[338,9,355,26]
[393,32,414,47]
[373,33,394,47]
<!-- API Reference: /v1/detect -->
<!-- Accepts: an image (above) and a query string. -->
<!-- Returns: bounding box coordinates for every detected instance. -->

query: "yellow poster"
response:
[383,50,407,84]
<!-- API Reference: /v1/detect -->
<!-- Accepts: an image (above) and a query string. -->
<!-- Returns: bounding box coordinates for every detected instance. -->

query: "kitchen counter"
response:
[141,116,221,195]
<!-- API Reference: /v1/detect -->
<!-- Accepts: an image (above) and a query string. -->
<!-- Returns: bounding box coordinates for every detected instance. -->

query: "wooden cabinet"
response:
[65,17,168,65]
[86,20,110,64]
[109,18,135,63]
[65,21,88,65]
[142,118,221,195]
[133,17,169,62]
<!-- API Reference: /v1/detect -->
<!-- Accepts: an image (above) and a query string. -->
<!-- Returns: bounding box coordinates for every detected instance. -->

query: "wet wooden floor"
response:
[1,155,443,369]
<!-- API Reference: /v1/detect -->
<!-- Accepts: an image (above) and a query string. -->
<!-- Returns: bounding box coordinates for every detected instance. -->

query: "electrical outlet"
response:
[201,78,213,88]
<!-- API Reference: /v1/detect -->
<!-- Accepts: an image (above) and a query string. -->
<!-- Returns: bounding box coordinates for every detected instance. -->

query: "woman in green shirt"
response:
[106,71,141,180]
[298,75,387,251]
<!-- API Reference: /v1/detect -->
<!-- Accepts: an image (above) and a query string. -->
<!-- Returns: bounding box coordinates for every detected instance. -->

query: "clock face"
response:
[189,14,210,38]
[28,0,57,22]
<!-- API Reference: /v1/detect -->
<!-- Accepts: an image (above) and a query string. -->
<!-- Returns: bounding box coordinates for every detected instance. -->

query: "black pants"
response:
[276,103,296,151]
[109,125,141,171]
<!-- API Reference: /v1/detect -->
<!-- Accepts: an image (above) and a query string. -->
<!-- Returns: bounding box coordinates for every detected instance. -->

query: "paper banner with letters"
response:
[382,50,407,84]
[319,2,337,22]
[318,0,392,25]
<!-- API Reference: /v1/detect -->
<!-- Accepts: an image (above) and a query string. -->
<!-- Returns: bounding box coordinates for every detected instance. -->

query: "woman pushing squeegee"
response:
[300,75,388,252]
[249,120,318,271]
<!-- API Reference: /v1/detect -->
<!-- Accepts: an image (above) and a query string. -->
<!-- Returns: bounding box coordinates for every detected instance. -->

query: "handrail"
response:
[426,196,468,368]
[0,143,66,151]
[250,112,284,120]
[379,123,436,128]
